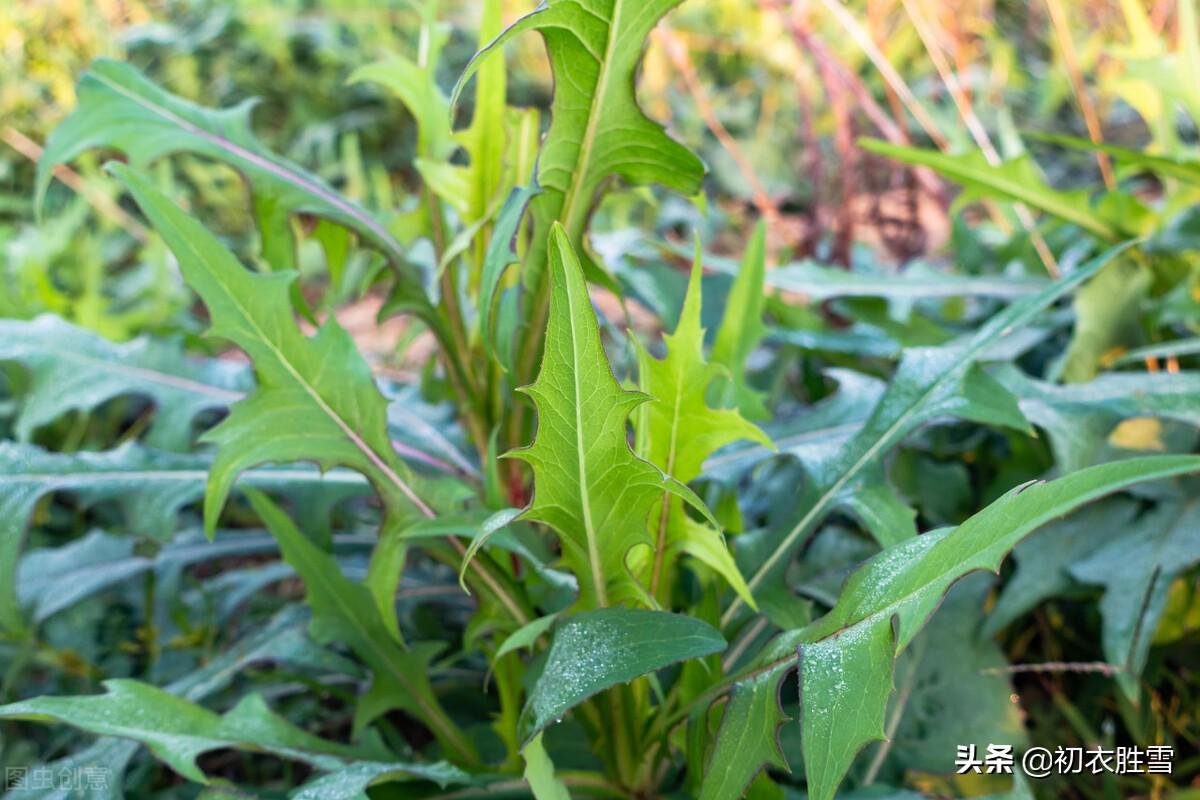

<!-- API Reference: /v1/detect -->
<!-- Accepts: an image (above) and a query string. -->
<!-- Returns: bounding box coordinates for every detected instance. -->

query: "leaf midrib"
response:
[92,70,404,262]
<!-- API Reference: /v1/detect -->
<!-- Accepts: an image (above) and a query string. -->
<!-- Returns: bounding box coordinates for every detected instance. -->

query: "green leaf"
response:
[795,455,1200,800]
[510,225,714,607]
[40,60,407,267]
[108,163,431,535]
[0,442,362,634]
[246,489,479,766]
[728,244,1137,624]
[697,663,790,800]
[858,139,1124,241]
[454,0,706,299]
[350,57,455,161]
[522,607,725,741]
[767,261,1049,300]
[1069,496,1200,699]
[995,364,1200,472]
[0,314,247,449]
[711,221,770,420]
[704,455,1200,800]
[291,761,470,799]
[480,183,541,368]
[0,680,382,784]
[879,575,1026,779]
[523,732,572,800]
[1060,256,1152,382]
[1028,131,1200,185]
[634,243,770,606]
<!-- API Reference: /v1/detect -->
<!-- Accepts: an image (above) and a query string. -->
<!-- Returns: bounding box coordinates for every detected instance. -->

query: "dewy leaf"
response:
[40,60,407,267]
[453,0,705,295]
[711,221,769,420]
[109,164,431,535]
[859,139,1124,241]
[795,455,1200,800]
[510,225,714,607]
[697,662,791,800]
[0,314,248,450]
[246,490,479,766]
[522,607,725,741]
[702,455,1200,800]
[0,680,382,784]
[635,243,771,605]
[0,442,363,634]
[724,243,1131,625]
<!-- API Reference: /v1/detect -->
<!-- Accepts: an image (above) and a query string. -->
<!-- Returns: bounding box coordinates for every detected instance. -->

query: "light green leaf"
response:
[711,221,770,420]
[350,57,455,161]
[40,60,407,267]
[859,139,1124,241]
[522,733,572,800]
[109,163,431,536]
[495,613,559,661]
[0,680,381,784]
[726,244,1130,624]
[454,0,706,304]
[246,489,479,766]
[0,315,247,449]
[522,607,725,741]
[1060,255,1151,382]
[635,245,770,606]
[510,225,714,607]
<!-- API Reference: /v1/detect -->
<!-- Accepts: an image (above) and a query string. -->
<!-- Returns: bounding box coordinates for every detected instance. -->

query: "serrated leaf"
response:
[725,244,1129,624]
[40,60,407,268]
[0,315,248,450]
[350,57,455,162]
[859,140,1124,241]
[704,455,1200,800]
[635,245,770,606]
[510,226,714,607]
[711,221,769,420]
[522,607,725,741]
[109,163,431,535]
[454,0,706,301]
[0,680,381,784]
[246,490,479,766]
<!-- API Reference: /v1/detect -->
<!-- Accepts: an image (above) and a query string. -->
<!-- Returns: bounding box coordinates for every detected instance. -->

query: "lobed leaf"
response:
[510,225,714,607]
[40,60,409,270]
[109,163,431,535]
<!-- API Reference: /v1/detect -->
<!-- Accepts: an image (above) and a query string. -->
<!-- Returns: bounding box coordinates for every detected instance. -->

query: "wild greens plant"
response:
[2,2,1199,799]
